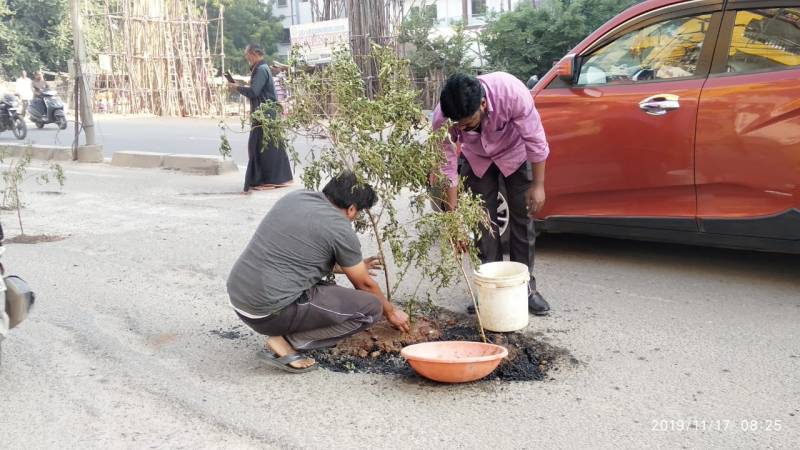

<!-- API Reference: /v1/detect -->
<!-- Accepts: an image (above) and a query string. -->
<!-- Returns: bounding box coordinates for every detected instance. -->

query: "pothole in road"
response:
[211,311,576,382]
[308,312,574,382]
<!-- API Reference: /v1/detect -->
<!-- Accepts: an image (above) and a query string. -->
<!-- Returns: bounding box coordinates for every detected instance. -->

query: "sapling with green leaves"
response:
[1,150,65,237]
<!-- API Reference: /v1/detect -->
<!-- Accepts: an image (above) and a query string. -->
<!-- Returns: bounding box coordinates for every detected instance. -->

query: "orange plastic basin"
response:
[400,341,508,383]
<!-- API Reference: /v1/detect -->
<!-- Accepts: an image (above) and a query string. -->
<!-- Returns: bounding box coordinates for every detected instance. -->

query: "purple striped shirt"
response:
[432,72,550,186]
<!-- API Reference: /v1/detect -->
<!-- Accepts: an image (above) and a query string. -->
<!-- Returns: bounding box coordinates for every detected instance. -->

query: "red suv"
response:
[532,0,800,254]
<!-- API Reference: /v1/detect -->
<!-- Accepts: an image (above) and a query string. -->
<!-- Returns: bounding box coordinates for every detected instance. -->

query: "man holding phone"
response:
[227,43,293,193]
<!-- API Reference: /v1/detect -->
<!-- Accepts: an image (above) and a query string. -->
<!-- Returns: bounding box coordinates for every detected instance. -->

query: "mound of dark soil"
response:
[308,312,571,382]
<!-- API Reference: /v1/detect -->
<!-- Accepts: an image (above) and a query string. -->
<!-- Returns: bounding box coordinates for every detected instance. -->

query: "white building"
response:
[424,0,532,67]
[270,0,345,60]
[427,0,529,28]
[267,0,531,62]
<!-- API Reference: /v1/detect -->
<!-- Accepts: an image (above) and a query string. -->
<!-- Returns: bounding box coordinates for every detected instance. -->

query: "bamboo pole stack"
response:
[344,0,415,99]
[346,0,390,99]
[93,0,223,117]
[310,0,345,22]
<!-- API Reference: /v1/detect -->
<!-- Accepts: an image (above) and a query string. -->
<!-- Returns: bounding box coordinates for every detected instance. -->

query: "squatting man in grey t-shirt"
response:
[227,172,411,373]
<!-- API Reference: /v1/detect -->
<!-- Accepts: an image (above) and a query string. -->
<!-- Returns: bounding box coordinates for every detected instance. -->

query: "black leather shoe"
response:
[529,291,550,316]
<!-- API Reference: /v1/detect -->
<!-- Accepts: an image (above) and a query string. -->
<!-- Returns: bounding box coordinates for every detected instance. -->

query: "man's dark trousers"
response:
[462,160,538,292]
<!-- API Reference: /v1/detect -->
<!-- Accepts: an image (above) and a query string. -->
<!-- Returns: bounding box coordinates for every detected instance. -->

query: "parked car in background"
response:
[532,0,800,253]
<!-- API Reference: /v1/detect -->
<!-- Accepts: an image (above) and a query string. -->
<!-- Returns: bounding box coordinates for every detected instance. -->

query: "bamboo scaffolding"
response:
[93,0,223,117]
[310,0,346,22]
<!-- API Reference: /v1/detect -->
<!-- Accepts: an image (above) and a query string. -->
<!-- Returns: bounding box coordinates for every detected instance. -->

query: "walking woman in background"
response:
[228,43,293,194]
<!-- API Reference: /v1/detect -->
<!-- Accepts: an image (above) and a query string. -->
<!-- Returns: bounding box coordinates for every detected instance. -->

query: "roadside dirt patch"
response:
[308,311,572,382]
[6,234,67,244]
[146,333,178,350]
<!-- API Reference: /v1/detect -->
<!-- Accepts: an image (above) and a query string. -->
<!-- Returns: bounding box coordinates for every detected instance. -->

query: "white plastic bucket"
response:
[473,261,529,332]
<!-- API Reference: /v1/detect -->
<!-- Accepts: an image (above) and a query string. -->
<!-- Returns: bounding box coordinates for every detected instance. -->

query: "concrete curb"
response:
[113,151,237,175]
[77,145,104,163]
[162,154,238,175]
[111,151,165,169]
[0,143,103,163]
[0,143,236,176]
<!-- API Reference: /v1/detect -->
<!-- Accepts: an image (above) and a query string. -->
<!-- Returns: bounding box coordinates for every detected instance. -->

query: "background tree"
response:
[0,0,284,78]
[206,0,284,74]
[398,5,474,107]
[0,1,18,75]
[481,0,639,80]
[398,5,474,80]
[0,0,74,77]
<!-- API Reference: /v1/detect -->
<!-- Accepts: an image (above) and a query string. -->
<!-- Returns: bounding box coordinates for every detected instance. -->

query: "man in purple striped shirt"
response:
[432,72,550,315]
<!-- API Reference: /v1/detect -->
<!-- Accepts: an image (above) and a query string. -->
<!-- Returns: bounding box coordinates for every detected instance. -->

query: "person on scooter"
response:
[30,72,48,115]
[32,72,47,95]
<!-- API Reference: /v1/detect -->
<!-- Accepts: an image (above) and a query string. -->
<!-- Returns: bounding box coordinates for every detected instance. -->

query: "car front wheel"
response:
[496,191,509,239]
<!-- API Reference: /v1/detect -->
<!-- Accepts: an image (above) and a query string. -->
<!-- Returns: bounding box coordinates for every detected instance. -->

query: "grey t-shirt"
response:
[227,190,363,317]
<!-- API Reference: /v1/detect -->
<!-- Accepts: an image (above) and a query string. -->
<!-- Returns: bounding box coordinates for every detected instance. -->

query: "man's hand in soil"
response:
[342,262,409,333]
[386,308,410,333]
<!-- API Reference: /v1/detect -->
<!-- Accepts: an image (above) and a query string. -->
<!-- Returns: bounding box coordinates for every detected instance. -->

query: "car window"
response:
[727,8,800,74]
[577,14,713,86]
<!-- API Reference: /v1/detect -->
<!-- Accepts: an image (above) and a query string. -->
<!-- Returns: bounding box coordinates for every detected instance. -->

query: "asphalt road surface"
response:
[0,163,797,449]
[0,115,318,165]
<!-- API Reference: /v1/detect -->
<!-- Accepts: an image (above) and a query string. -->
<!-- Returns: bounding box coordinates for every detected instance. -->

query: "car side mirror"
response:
[556,54,577,84]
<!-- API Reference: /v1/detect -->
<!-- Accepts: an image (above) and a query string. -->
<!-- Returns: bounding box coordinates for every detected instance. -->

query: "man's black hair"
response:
[323,172,377,211]
[245,43,265,56]
[439,73,483,121]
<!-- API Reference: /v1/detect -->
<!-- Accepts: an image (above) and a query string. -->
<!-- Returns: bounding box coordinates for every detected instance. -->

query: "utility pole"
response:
[69,0,97,149]
[462,0,469,26]
[220,4,225,77]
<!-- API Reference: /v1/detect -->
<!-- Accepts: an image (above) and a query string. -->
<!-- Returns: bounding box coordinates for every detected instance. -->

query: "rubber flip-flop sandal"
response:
[257,350,318,374]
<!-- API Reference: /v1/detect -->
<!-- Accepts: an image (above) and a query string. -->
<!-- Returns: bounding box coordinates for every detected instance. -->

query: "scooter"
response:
[0,94,27,140]
[28,89,67,130]
[0,223,36,367]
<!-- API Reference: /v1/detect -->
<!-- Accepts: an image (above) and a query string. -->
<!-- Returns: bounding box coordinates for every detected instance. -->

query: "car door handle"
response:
[639,94,680,116]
